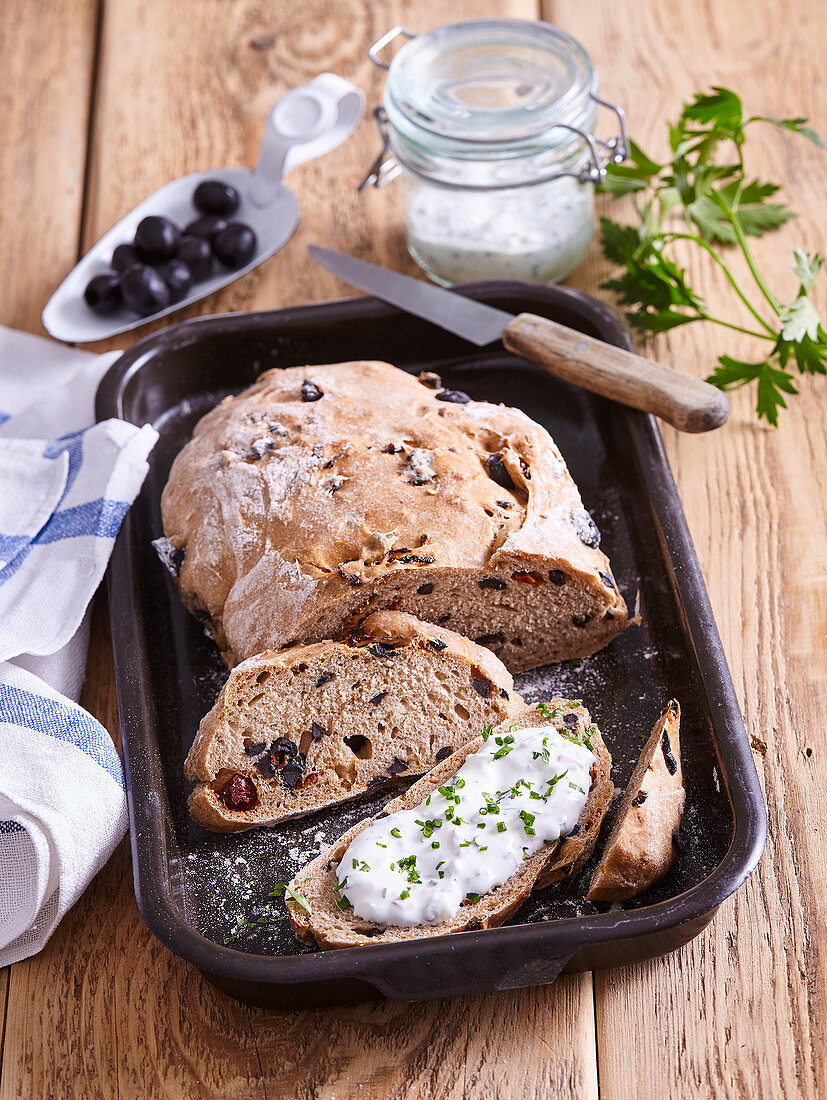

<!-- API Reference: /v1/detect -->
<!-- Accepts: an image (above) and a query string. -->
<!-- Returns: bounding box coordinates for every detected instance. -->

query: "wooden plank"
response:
[0,0,98,1094]
[251,976,597,1100]
[0,0,99,335]
[0,968,7,1084]
[545,0,827,1096]
[1,2,601,1098]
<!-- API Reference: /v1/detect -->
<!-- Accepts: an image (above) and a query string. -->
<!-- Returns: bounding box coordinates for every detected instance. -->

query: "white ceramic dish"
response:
[43,74,364,343]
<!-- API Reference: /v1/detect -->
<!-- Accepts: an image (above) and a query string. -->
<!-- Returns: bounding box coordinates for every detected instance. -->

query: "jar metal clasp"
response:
[357,107,400,191]
[368,25,416,69]
[360,26,628,190]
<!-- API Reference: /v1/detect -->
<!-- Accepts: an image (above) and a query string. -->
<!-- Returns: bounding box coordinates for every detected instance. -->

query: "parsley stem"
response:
[709,191,783,316]
[701,314,775,340]
[732,219,784,315]
[666,232,777,335]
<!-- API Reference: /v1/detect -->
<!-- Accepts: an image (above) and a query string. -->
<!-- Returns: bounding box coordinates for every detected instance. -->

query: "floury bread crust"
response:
[185,612,519,832]
[286,699,614,949]
[587,700,684,902]
[160,360,631,671]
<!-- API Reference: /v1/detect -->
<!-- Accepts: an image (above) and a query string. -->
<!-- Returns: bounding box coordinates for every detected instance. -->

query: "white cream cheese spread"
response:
[337,723,594,928]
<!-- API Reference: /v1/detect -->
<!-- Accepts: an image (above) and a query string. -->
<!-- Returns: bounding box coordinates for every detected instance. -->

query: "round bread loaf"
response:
[159,360,630,671]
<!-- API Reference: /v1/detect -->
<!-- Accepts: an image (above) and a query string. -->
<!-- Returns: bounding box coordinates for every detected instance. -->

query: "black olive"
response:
[155,259,193,303]
[83,272,121,315]
[119,264,171,316]
[111,243,141,272]
[570,508,601,549]
[486,452,515,490]
[301,380,323,402]
[193,179,240,216]
[213,222,257,268]
[134,215,181,262]
[176,236,213,280]
[478,576,506,590]
[184,214,228,241]
[436,389,471,404]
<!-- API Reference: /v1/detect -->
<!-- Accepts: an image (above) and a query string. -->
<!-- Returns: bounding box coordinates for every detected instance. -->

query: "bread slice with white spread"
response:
[185,611,519,832]
[587,700,684,902]
[158,359,631,672]
[286,699,613,949]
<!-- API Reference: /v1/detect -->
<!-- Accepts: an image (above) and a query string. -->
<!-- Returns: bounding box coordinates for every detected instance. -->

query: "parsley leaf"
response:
[792,248,822,292]
[780,298,821,342]
[600,86,826,423]
[752,115,827,150]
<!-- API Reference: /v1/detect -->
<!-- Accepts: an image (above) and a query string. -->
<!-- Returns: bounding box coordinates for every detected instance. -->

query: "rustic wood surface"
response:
[1,0,824,1096]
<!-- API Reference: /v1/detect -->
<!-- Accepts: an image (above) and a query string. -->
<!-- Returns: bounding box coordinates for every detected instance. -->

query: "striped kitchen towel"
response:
[0,664,128,965]
[0,325,157,965]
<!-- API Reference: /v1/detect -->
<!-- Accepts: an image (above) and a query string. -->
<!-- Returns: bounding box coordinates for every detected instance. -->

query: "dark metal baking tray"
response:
[97,281,766,1009]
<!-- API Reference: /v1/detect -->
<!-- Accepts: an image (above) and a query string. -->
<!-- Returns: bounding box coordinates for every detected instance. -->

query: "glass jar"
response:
[363,19,627,286]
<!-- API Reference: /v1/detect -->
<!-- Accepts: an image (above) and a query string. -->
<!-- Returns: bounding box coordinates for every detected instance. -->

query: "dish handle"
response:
[250,73,365,206]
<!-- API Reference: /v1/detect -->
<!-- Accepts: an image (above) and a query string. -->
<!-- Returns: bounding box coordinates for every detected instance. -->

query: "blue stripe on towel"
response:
[35,499,129,543]
[0,498,130,585]
[0,683,124,788]
[43,429,87,496]
[0,533,31,561]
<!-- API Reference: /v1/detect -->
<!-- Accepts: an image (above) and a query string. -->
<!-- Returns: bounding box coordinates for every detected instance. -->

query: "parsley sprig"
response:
[599,87,826,424]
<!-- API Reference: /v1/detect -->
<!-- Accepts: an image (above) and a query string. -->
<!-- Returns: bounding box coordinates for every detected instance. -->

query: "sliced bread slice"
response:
[185,611,520,832]
[286,698,613,949]
[588,699,684,902]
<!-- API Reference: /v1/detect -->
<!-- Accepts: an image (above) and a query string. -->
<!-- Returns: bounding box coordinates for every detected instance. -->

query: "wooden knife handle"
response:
[502,312,729,433]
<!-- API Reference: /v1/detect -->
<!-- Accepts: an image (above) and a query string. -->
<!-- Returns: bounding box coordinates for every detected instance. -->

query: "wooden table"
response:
[1,1,824,1096]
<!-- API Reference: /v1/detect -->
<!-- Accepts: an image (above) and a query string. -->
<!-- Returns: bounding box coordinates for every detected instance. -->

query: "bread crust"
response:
[286,699,613,949]
[185,611,519,832]
[160,360,631,671]
[587,700,684,902]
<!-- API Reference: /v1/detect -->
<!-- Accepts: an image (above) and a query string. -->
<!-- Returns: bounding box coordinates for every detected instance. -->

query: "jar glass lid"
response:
[386,19,596,145]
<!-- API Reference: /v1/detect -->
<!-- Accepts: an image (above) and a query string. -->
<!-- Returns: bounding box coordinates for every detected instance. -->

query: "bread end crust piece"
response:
[286,698,613,949]
[587,700,684,902]
[185,611,519,832]
[159,359,632,672]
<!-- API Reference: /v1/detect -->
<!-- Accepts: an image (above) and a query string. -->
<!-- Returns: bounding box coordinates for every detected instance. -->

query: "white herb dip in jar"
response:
[364,20,627,286]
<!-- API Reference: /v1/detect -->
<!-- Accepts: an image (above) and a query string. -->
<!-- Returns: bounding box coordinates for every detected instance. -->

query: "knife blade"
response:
[308,244,729,433]
[308,245,513,346]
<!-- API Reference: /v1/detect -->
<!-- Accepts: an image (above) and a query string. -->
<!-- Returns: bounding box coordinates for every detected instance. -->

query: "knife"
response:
[308,245,729,433]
